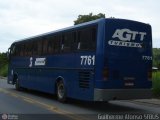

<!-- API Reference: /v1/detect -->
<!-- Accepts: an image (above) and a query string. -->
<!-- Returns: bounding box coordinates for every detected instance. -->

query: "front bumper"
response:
[94,88,152,101]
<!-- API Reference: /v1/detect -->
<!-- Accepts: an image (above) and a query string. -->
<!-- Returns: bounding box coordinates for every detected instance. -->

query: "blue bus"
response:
[7,18,152,102]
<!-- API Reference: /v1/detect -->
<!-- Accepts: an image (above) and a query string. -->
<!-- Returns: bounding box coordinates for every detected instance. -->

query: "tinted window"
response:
[27,42,33,56]
[37,40,43,56]
[62,32,74,52]
[11,45,16,56]
[48,37,54,54]
[15,45,20,56]
[54,35,61,53]
[19,44,24,56]
[78,26,97,51]
[32,41,38,56]
[11,25,97,56]
[72,32,78,51]
[23,44,27,56]
[91,27,97,50]
[14,44,22,56]
[42,38,48,55]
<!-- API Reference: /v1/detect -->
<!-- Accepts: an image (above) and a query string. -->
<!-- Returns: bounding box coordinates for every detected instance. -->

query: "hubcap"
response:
[58,83,65,99]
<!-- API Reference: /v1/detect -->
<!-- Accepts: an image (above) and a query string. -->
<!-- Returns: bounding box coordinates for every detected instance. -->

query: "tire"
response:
[15,77,21,91]
[56,80,66,102]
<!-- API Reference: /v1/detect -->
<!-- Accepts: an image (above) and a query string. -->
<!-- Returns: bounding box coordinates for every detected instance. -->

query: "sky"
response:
[0,0,159,52]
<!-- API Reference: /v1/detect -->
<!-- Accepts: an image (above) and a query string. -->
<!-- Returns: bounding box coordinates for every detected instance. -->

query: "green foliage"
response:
[0,53,8,64]
[0,64,8,77]
[0,52,8,77]
[152,71,160,97]
[152,48,160,97]
[74,13,105,25]
[153,48,160,68]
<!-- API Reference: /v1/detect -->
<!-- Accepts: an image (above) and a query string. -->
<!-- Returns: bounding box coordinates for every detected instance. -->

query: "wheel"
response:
[56,80,66,102]
[15,77,21,91]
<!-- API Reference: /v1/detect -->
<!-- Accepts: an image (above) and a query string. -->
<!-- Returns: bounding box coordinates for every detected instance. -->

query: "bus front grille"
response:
[79,71,91,88]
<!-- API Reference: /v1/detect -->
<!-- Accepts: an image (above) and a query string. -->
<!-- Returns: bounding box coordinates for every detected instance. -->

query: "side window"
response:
[19,44,24,56]
[78,29,89,50]
[78,26,97,51]
[54,35,61,53]
[23,44,27,56]
[24,43,28,56]
[11,45,16,56]
[32,41,38,56]
[15,44,21,56]
[15,45,19,56]
[37,40,43,56]
[28,42,33,56]
[62,32,74,53]
[42,38,48,55]
[48,36,54,54]
[72,32,78,51]
[24,43,30,56]
[91,27,97,50]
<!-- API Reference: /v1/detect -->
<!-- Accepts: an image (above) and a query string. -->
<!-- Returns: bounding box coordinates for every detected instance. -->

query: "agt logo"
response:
[108,28,147,48]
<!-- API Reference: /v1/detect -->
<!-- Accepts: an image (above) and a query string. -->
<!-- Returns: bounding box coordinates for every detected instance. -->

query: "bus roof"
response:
[11,18,150,45]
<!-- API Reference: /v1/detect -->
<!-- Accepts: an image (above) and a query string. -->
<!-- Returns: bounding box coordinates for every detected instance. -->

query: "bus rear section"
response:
[94,19,152,101]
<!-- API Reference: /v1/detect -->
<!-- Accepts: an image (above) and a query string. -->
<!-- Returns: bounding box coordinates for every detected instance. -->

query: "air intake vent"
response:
[79,71,91,88]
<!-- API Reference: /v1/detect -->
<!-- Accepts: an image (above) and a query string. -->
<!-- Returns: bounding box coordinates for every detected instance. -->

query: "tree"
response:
[74,13,105,25]
[0,52,8,67]
[0,52,8,77]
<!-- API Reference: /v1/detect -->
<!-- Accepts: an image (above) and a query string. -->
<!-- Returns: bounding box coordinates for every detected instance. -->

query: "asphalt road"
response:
[0,78,160,120]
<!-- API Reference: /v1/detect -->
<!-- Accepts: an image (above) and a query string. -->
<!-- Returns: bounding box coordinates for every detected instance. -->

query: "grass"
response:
[152,71,160,97]
[0,64,8,77]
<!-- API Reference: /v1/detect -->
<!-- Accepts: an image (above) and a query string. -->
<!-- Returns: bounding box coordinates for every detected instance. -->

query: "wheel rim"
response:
[57,82,65,99]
